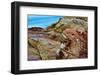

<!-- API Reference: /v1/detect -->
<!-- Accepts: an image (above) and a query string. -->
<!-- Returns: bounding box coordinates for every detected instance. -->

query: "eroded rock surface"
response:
[28,16,88,60]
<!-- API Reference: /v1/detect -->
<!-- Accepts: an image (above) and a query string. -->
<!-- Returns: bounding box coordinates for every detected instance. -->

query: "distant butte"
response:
[28,27,44,31]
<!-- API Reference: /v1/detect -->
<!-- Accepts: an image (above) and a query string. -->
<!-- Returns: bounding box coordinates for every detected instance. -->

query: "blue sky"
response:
[28,15,62,28]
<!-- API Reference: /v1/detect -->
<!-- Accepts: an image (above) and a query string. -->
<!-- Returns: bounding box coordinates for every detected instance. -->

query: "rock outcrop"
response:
[28,16,88,60]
